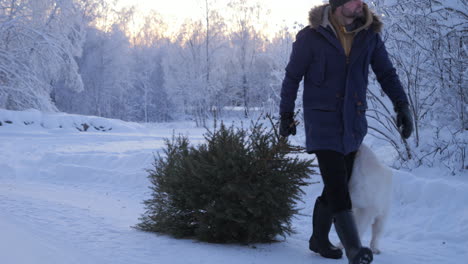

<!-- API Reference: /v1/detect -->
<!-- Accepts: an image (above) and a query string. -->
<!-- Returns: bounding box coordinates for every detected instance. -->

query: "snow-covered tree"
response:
[0,0,85,111]
[129,45,172,122]
[163,5,228,126]
[84,25,131,118]
[225,0,270,117]
[368,0,467,172]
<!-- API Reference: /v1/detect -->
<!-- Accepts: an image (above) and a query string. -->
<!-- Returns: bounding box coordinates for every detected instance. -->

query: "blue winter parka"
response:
[279,4,408,154]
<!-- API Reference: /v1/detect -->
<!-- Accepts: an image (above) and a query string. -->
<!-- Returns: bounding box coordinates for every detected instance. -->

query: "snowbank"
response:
[0,109,145,132]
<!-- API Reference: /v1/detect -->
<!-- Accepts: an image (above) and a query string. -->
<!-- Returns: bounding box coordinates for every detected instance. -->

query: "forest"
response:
[0,0,466,172]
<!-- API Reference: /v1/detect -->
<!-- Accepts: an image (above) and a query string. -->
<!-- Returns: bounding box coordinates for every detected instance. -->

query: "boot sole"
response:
[353,247,373,264]
[309,243,343,259]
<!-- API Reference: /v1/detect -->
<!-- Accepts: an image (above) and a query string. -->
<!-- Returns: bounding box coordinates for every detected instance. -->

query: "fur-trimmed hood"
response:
[308,4,383,33]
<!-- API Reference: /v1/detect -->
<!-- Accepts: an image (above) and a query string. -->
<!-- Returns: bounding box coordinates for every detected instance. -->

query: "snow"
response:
[0,109,467,264]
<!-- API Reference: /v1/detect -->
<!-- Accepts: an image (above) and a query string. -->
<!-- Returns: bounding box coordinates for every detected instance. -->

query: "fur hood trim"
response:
[308,4,383,33]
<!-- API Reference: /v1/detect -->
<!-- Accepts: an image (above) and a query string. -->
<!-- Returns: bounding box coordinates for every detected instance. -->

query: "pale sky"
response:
[116,0,325,37]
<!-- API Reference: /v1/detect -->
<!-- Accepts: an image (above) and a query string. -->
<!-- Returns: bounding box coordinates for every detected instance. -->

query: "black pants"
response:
[314,150,357,214]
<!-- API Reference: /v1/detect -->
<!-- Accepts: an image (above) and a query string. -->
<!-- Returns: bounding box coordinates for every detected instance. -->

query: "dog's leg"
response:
[353,207,373,239]
[370,213,388,254]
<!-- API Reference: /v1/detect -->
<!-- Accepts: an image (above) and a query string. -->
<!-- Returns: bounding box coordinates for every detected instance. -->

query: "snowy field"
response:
[0,109,467,264]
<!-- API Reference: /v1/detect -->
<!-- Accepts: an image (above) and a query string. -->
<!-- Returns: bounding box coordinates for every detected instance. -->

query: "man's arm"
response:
[370,34,409,105]
[279,27,314,114]
[371,34,413,139]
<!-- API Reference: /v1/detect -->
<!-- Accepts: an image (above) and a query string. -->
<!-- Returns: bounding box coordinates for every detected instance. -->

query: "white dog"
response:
[347,143,393,254]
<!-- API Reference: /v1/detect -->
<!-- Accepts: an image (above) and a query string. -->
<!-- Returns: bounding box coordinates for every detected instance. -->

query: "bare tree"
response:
[368,0,467,172]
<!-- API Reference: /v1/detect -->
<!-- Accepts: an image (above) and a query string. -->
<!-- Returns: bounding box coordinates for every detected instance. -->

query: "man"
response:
[279,0,413,264]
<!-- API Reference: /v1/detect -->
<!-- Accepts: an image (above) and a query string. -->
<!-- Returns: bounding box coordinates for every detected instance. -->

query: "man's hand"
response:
[395,102,413,139]
[280,112,297,137]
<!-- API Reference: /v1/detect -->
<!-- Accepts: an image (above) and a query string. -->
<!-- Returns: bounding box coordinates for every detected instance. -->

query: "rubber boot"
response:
[309,197,343,259]
[334,210,373,264]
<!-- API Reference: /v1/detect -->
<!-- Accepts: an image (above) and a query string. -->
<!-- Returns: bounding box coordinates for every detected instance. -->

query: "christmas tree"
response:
[137,120,316,243]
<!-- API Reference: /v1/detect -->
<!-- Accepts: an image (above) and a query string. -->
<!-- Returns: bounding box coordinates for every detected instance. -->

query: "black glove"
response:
[279,112,296,137]
[394,102,413,139]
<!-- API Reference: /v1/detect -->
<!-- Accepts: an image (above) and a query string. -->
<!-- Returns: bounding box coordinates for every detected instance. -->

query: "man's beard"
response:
[341,6,364,19]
